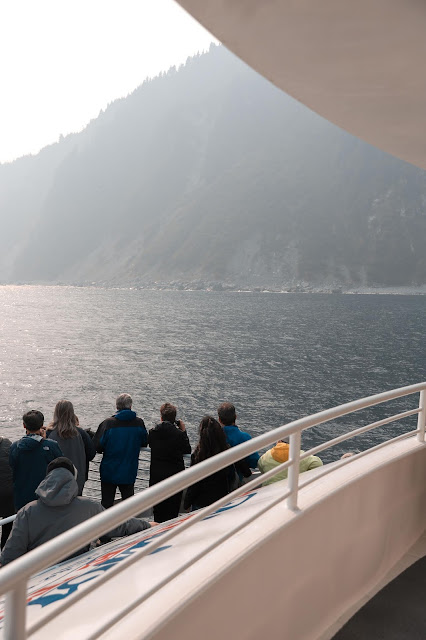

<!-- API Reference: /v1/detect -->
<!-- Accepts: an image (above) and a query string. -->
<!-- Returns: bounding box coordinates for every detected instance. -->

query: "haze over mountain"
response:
[1,44,426,290]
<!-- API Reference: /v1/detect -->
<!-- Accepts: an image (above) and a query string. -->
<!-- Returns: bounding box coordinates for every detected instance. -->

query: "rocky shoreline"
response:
[2,280,426,295]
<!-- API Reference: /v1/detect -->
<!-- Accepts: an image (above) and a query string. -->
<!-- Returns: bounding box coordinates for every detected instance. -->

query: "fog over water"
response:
[0,286,425,463]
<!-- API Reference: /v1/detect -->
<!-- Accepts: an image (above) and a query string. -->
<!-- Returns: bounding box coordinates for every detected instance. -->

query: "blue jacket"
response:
[223,424,260,469]
[94,410,148,485]
[9,435,63,510]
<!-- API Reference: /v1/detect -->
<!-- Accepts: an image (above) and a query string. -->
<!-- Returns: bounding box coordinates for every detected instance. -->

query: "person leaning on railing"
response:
[257,439,323,486]
[0,435,15,549]
[46,400,96,496]
[184,416,236,512]
[9,410,63,511]
[217,402,259,477]
[94,393,148,509]
[148,403,191,523]
[0,457,156,567]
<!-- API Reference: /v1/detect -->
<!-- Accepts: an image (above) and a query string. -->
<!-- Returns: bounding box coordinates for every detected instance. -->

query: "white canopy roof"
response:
[177,0,426,171]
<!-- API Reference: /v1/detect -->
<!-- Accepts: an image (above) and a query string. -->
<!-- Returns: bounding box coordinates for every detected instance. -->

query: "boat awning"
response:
[177,0,426,171]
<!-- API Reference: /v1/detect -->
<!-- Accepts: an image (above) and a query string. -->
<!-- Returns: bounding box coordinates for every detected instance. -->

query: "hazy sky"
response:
[0,0,217,164]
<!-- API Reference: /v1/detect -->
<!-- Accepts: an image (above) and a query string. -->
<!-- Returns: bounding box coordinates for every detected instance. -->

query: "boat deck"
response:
[325,531,426,639]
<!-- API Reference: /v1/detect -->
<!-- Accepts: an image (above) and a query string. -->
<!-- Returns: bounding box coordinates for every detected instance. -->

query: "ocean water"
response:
[0,286,425,469]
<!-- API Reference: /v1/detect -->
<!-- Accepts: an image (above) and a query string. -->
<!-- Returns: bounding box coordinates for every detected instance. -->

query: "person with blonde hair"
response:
[47,400,96,495]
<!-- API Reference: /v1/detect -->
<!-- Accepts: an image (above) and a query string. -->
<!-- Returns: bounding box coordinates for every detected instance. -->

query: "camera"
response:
[175,419,181,427]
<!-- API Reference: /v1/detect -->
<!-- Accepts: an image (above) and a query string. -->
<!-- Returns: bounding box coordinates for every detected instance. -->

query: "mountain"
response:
[1,44,426,290]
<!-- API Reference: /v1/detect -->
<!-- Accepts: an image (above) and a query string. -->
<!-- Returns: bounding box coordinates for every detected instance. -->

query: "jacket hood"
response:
[270,442,290,463]
[36,467,79,506]
[114,409,137,421]
[16,435,44,451]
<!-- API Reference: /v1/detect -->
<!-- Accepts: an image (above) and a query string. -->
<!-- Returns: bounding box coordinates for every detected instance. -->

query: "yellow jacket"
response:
[257,442,323,486]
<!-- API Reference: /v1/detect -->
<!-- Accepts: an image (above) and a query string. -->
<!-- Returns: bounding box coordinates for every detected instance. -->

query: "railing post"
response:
[4,581,27,640]
[287,431,301,511]
[417,390,426,442]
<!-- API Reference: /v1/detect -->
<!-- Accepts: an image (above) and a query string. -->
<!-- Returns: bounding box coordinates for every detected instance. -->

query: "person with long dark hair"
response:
[47,400,95,495]
[184,416,235,512]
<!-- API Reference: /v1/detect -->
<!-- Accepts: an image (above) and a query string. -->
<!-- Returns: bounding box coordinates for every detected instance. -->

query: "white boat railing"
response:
[85,449,190,485]
[0,447,179,529]
[0,381,425,639]
[0,516,16,528]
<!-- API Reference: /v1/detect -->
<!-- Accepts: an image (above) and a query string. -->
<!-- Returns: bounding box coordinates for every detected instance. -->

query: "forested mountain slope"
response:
[1,44,425,289]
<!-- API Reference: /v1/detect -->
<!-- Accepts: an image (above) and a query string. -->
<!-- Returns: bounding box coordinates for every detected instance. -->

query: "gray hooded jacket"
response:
[0,467,150,566]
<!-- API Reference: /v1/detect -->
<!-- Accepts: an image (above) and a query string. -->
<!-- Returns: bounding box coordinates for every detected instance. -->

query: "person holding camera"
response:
[148,402,191,522]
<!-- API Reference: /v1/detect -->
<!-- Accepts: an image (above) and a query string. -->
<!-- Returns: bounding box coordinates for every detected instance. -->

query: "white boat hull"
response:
[1,435,424,639]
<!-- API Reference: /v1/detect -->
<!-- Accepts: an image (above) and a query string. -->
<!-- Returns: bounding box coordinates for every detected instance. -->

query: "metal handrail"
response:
[87,424,426,640]
[301,406,421,459]
[0,381,424,639]
[28,456,290,637]
[299,428,420,492]
[0,450,185,527]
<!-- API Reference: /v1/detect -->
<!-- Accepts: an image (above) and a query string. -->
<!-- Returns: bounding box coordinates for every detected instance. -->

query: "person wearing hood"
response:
[9,410,63,511]
[257,439,323,486]
[0,457,155,567]
[94,394,148,508]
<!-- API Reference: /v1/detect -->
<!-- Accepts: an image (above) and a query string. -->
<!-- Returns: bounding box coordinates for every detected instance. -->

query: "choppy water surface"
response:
[0,286,425,463]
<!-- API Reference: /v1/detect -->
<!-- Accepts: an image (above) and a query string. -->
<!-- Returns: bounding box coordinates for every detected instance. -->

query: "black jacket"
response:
[9,435,63,510]
[0,437,13,497]
[148,421,191,485]
[184,454,234,510]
